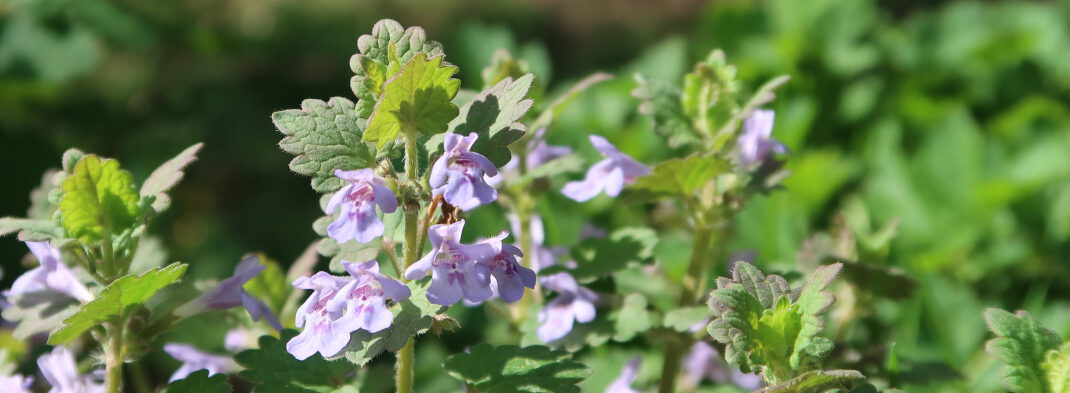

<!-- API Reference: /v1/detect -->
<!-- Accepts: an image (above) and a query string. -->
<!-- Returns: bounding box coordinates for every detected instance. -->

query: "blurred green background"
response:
[2,0,1070,392]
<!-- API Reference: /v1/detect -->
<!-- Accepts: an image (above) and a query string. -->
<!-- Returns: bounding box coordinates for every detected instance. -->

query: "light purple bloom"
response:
[736,109,787,166]
[486,128,572,187]
[430,133,499,211]
[605,357,642,393]
[326,169,398,244]
[328,261,410,335]
[37,346,104,393]
[562,135,650,202]
[287,272,352,360]
[537,272,598,342]
[175,255,282,331]
[405,220,498,305]
[163,343,237,382]
[0,374,32,393]
[479,232,536,303]
[5,242,93,303]
[682,341,763,391]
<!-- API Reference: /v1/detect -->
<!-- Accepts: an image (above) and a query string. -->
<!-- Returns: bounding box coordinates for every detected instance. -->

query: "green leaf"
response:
[350,19,445,120]
[1043,343,1070,393]
[755,369,865,393]
[610,293,655,342]
[274,97,377,193]
[49,262,188,345]
[707,262,842,385]
[343,278,446,366]
[984,308,1064,393]
[235,330,356,393]
[632,75,696,148]
[663,306,712,332]
[0,218,63,241]
[140,142,203,213]
[363,53,460,149]
[161,370,232,393]
[58,155,141,244]
[443,74,535,167]
[444,343,591,393]
[630,154,729,198]
[562,227,657,281]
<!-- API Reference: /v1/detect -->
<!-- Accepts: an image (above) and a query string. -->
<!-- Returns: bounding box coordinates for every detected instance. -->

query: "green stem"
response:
[105,321,125,393]
[396,338,415,393]
[658,225,715,393]
[404,128,419,182]
[395,128,421,393]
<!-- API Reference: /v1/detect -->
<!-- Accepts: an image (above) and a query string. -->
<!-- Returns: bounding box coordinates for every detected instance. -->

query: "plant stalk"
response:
[395,128,421,393]
[104,321,125,393]
[396,338,415,393]
[658,224,715,393]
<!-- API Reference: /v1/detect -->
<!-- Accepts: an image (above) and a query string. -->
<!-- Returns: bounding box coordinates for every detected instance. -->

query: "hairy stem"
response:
[104,321,125,393]
[396,338,415,393]
[658,224,715,393]
[395,129,421,393]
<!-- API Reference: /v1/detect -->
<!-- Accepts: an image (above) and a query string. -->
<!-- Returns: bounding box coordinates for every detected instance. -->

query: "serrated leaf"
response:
[444,343,590,393]
[161,369,232,393]
[984,308,1064,393]
[28,169,60,220]
[235,330,356,393]
[632,75,697,148]
[141,143,202,213]
[755,369,865,393]
[363,53,460,148]
[707,262,842,385]
[49,263,188,344]
[342,278,445,366]
[350,19,445,119]
[1044,343,1070,393]
[274,97,377,193]
[58,155,141,244]
[445,74,535,167]
[630,154,729,198]
[563,227,657,281]
[663,306,712,332]
[610,293,655,342]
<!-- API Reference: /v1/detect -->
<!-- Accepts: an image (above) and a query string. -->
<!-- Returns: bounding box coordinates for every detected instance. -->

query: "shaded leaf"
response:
[562,227,657,281]
[235,330,356,393]
[663,306,712,332]
[161,370,231,393]
[444,343,590,393]
[610,293,655,342]
[447,74,535,167]
[984,308,1063,393]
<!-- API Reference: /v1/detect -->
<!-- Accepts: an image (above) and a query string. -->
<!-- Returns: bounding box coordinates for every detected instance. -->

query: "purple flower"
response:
[328,261,410,335]
[430,133,499,211]
[0,374,32,393]
[508,214,570,272]
[682,341,763,391]
[5,242,93,303]
[326,169,398,244]
[486,128,572,187]
[405,220,498,305]
[287,260,408,360]
[163,343,236,382]
[175,255,282,331]
[37,346,104,393]
[479,232,536,303]
[537,272,598,342]
[605,357,642,393]
[286,272,352,360]
[736,109,787,166]
[562,135,650,202]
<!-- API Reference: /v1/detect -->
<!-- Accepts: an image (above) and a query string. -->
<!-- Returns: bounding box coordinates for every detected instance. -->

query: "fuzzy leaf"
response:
[444,343,590,393]
[2,295,78,340]
[58,155,141,244]
[363,53,460,148]
[755,369,865,393]
[447,74,535,167]
[161,370,231,393]
[632,75,696,148]
[1043,343,1070,393]
[610,293,655,342]
[630,154,728,198]
[343,278,445,366]
[350,19,445,119]
[49,262,187,344]
[0,218,63,241]
[707,262,842,385]
[235,330,356,393]
[141,143,202,213]
[274,97,377,193]
[984,308,1064,393]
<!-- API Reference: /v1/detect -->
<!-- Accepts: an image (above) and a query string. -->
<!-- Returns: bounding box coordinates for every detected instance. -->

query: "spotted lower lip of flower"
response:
[479,232,536,303]
[4,241,94,304]
[429,132,499,211]
[328,260,410,334]
[287,272,351,360]
[325,168,398,244]
[561,135,650,202]
[405,220,498,305]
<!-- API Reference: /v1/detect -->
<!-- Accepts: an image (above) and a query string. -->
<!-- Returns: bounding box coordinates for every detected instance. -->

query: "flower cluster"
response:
[287,260,410,360]
[431,133,500,211]
[325,169,398,244]
[37,346,104,393]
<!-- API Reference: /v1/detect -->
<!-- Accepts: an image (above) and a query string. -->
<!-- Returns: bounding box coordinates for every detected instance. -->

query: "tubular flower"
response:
[325,169,398,244]
[536,272,598,342]
[736,109,787,167]
[682,341,763,391]
[486,128,572,187]
[430,133,499,211]
[163,343,237,382]
[604,357,642,393]
[0,373,32,393]
[562,135,649,202]
[329,261,411,335]
[37,346,104,393]
[5,241,93,304]
[405,220,498,305]
[478,232,536,303]
[174,255,282,331]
